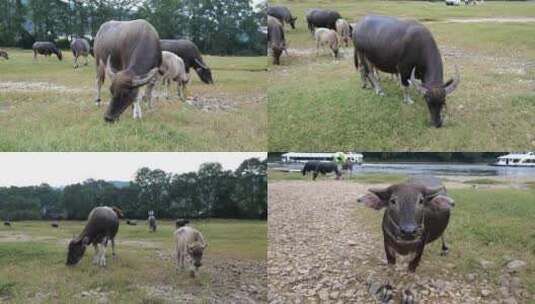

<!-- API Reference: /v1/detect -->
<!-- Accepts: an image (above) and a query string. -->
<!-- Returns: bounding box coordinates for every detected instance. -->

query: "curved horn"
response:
[194,58,208,70]
[105,56,117,79]
[444,65,460,96]
[131,67,159,87]
[410,68,428,95]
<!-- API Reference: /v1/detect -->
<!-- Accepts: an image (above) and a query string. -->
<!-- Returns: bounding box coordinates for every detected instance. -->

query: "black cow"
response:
[267,6,297,29]
[353,15,460,127]
[160,39,213,84]
[305,9,341,32]
[32,42,63,61]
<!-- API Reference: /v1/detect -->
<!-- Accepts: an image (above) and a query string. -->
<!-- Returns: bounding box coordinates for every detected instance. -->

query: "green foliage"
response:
[0,159,267,221]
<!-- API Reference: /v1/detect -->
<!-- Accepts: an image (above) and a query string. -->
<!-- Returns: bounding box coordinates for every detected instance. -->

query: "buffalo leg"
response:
[400,67,415,104]
[384,240,396,265]
[92,243,100,264]
[73,56,78,69]
[84,55,88,66]
[312,171,318,181]
[111,238,116,259]
[99,241,107,267]
[33,50,37,62]
[408,241,425,272]
[94,61,105,107]
[364,61,384,96]
[132,96,142,119]
[440,235,449,256]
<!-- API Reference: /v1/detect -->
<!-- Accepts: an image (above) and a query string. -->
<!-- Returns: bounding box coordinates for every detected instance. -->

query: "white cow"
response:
[160,51,190,101]
[174,226,207,276]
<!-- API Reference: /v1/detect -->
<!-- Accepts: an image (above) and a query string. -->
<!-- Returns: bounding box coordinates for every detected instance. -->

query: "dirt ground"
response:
[268,180,530,304]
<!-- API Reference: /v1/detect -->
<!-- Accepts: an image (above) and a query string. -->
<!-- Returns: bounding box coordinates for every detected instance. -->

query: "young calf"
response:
[160,51,190,101]
[66,206,122,267]
[0,50,8,60]
[175,226,207,277]
[314,28,339,58]
[335,18,352,47]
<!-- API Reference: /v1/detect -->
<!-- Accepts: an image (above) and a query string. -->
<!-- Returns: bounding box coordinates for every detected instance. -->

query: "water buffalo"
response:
[32,42,63,61]
[160,51,189,101]
[353,15,460,127]
[70,38,92,69]
[148,211,157,232]
[126,219,137,225]
[160,39,213,84]
[176,219,190,228]
[315,28,339,58]
[306,9,341,33]
[66,206,123,267]
[0,50,8,60]
[3,221,11,227]
[51,222,59,228]
[335,18,352,47]
[267,6,297,29]
[268,16,286,65]
[175,226,207,277]
[357,176,454,272]
[93,19,162,122]
[302,161,342,180]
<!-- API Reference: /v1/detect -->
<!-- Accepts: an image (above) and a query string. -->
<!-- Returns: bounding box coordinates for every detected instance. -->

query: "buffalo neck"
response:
[422,41,444,88]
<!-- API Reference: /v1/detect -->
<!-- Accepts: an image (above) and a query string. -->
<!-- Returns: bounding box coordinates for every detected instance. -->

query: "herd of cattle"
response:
[4,206,206,276]
[0,19,214,123]
[267,6,461,128]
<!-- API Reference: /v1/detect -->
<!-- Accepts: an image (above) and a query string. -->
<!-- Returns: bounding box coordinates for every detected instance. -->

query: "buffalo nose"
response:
[104,116,116,123]
[400,225,418,237]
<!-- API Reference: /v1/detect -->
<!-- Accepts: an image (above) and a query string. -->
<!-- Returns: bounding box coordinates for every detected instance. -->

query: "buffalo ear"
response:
[428,195,455,210]
[357,190,388,210]
[423,186,443,199]
[81,236,90,245]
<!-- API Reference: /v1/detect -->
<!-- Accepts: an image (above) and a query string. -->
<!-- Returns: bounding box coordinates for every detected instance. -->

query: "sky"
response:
[0,153,266,187]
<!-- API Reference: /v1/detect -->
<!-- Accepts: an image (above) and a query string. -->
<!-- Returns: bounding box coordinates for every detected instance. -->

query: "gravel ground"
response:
[268,180,529,304]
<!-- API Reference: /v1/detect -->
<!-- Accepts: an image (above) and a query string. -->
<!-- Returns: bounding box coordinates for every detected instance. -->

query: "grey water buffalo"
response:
[268,16,287,65]
[160,51,189,101]
[160,39,213,84]
[315,28,339,58]
[148,211,157,232]
[70,38,93,68]
[51,222,59,228]
[357,176,455,272]
[66,206,123,267]
[175,226,207,277]
[32,42,63,61]
[126,219,137,225]
[353,15,460,127]
[306,9,341,33]
[0,50,8,60]
[93,19,162,122]
[302,161,342,180]
[267,6,297,29]
[3,221,11,227]
[335,18,352,47]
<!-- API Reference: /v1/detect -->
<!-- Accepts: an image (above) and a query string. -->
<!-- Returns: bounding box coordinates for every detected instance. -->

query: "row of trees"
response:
[0,0,266,55]
[0,158,267,221]
[268,152,504,163]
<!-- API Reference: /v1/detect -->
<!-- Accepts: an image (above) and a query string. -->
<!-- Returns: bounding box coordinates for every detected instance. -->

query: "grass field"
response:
[268,0,535,151]
[0,49,267,151]
[0,219,267,303]
[268,169,408,184]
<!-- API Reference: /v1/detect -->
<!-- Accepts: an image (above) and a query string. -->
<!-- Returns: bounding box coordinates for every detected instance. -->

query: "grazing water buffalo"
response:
[94,19,162,122]
[70,38,92,68]
[160,39,213,84]
[268,16,287,65]
[66,206,123,267]
[160,51,189,101]
[32,42,63,61]
[51,222,59,228]
[306,9,341,33]
[0,50,8,60]
[175,226,207,277]
[267,6,297,29]
[357,176,454,272]
[302,161,342,180]
[126,219,137,225]
[3,221,11,227]
[315,28,339,58]
[353,15,460,127]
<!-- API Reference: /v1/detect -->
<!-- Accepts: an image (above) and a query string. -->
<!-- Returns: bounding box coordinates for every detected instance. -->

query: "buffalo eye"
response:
[418,197,424,205]
[390,198,396,205]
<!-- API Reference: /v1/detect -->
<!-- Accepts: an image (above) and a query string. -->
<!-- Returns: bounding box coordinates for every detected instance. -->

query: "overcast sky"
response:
[0,153,266,187]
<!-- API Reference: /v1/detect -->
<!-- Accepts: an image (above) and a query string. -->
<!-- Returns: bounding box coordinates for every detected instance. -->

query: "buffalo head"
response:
[194,59,213,84]
[289,17,297,29]
[358,183,454,242]
[66,236,89,266]
[187,242,207,269]
[104,57,159,122]
[411,66,460,128]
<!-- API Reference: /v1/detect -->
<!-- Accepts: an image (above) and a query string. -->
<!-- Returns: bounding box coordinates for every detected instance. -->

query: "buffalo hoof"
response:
[377,282,393,303]
[401,289,416,304]
[441,249,449,256]
[189,270,196,278]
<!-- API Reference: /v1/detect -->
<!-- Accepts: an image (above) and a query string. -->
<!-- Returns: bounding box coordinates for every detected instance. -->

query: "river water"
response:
[271,162,535,178]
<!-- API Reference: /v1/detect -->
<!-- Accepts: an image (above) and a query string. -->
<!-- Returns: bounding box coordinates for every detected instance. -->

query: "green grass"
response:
[0,49,267,151]
[355,182,535,294]
[463,178,504,185]
[0,219,266,303]
[268,169,407,184]
[268,0,535,151]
